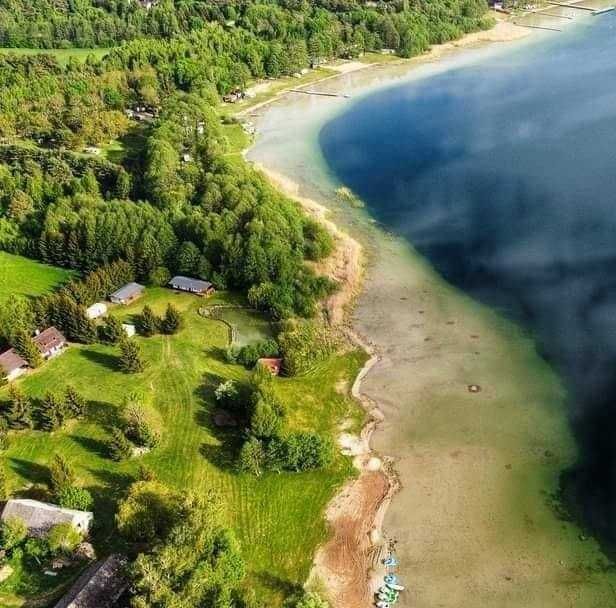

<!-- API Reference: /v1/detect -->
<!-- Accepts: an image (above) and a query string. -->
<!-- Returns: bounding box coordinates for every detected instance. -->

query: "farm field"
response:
[0,287,366,606]
[0,252,74,303]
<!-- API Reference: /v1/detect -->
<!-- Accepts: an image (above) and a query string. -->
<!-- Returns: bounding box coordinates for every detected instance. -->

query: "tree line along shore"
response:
[0,0,494,605]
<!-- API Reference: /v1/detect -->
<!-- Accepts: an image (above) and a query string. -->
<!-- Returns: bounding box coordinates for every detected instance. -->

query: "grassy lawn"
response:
[0,48,111,65]
[0,253,74,303]
[0,288,366,605]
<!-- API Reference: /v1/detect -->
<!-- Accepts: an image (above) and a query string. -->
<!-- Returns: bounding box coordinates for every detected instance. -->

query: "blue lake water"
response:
[320,17,616,548]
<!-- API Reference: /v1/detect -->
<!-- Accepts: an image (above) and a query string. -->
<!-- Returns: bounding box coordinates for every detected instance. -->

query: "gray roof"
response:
[109,282,144,301]
[54,554,128,608]
[0,348,27,374]
[169,276,213,293]
[2,499,92,535]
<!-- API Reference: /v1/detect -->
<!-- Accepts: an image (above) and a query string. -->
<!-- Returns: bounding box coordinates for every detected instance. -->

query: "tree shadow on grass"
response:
[78,348,119,371]
[8,457,49,486]
[69,434,109,459]
[196,372,249,471]
[199,438,243,470]
[206,346,229,364]
[85,400,120,429]
[254,572,302,598]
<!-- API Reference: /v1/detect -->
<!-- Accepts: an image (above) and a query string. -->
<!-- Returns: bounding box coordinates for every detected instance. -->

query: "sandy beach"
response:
[246,15,616,608]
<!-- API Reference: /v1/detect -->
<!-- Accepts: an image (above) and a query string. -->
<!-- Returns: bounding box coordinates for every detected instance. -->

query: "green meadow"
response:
[0,252,74,303]
[0,288,366,606]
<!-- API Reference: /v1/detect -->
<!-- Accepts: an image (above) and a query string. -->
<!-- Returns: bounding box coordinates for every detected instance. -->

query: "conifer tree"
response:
[6,385,33,429]
[13,330,43,369]
[161,303,181,334]
[64,386,87,418]
[109,427,133,461]
[49,454,76,495]
[137,305,160,337]
[99,316,125,344]
[119,339,146,373]
[40,392,66,432]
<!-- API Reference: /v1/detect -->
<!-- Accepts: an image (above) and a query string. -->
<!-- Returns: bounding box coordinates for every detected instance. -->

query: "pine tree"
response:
[161,304,181,334]
[6,385,33,429]
[64,386,87,418]
[99,316,124,344]
[13,330,43,368]
[108,427,133,461]
[40,392,66,432]
[119,339,146,373]
[49,454,76,495]
[137,305,160,337]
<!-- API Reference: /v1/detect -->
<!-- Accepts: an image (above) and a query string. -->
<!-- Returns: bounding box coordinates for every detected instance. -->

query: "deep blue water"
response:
[320,17,616,548]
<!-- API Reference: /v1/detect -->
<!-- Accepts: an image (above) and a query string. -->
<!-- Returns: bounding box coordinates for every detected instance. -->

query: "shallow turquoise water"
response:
[320,16,616,548]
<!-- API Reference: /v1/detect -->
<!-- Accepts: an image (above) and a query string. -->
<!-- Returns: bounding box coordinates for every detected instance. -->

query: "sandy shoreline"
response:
[246,14,616,608]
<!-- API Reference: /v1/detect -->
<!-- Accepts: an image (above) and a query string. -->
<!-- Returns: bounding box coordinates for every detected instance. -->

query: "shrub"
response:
[24,537,50,565]
[214,380,241,411]
[238,437,266,477]
[282,432,333,472]
[234,339,280,369]
[47,523,82,556]
[250,400,282,440]
[116,481,181,544]
[0,517,27,551]
[277,320,339,376]
[56,486,94,511]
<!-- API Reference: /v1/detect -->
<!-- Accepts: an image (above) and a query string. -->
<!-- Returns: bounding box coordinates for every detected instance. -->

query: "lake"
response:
[320,15,616,549]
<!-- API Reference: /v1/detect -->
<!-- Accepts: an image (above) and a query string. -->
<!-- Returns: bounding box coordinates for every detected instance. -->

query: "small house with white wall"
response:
[86,303,107,320]
[0,348,28,381]
[34,327,67,359]
[122,324,136,337]
[1,499,93,537]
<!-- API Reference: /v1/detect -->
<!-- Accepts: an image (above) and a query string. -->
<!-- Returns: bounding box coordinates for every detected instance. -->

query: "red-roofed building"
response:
[257,357,283,376]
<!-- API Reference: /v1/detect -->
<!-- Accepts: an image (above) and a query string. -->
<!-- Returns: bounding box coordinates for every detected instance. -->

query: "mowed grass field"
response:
[0,252,74,302]
[0,48,111,65]
[0,287,366,605]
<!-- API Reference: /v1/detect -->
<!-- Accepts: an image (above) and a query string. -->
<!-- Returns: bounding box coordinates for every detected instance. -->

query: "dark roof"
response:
[33,327,66,354]
[0,348,27,374]
[54,554,128,608]
[109,282,144,301]
[168,276,213,293]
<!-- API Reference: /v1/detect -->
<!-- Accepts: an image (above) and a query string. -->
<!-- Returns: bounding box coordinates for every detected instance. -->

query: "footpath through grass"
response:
[0,288,366,605]
[0,252,74,303]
